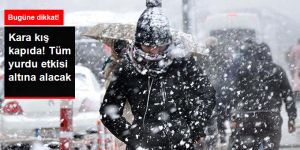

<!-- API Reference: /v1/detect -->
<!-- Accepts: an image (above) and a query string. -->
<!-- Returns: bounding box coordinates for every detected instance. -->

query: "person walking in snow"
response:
[99,0,216,149]
[288,38,300,98]
[228,40,297,150]
[288,38,300,73]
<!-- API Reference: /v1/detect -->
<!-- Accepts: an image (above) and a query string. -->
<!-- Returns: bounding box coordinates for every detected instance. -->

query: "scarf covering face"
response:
[129,44,174,76]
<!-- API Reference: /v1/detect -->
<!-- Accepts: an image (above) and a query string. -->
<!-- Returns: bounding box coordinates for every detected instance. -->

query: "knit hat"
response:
[135,0,172,47]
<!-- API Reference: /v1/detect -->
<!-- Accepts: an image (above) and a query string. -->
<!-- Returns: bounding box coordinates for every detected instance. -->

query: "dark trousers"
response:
[229,112,282,150]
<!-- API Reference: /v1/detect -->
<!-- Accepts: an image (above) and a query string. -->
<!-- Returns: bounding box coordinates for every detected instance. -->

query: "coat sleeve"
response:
[279,68,297,121]
[99,64,133,144]
[184,57,216,141]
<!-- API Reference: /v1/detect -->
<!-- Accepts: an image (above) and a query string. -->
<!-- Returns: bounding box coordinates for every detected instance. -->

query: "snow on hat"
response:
[135,0,172,46]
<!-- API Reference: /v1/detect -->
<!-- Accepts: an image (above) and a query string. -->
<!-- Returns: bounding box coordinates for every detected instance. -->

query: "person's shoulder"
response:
[268,63,287,76]
[170,55,205,77]
[172,55,196,65]
[170,55,196,71]
[275,64,286,73]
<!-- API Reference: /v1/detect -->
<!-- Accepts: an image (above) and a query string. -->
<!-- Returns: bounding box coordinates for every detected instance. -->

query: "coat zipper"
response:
[143,76,154,127]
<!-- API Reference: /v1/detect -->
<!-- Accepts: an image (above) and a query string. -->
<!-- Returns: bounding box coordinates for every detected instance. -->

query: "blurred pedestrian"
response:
[228,40,297,150]
[288,38,300,98]
[288,38,300,72]
[100,0,216,149]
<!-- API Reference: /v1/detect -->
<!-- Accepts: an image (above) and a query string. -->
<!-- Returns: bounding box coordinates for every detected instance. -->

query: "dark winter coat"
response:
[100,54,216,149]
[230,42,297,121]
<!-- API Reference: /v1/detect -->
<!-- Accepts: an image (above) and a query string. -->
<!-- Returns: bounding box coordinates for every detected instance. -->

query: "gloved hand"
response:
[194,137,206,149]
[288,120,296,133]
[230,115,237,129]
[219,134,226,144]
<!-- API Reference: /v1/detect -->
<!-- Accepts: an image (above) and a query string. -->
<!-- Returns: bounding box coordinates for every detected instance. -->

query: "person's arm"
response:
[99,64,134,144]
[185,57,216,141]
[279,68,297,133]
[227,61,248,122]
